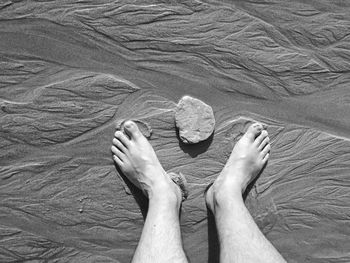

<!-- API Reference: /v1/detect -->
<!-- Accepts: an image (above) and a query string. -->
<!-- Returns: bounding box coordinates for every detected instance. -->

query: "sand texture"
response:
[1,1,350,262]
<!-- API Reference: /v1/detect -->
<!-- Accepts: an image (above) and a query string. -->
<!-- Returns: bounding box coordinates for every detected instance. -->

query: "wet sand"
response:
[1,1,350,262]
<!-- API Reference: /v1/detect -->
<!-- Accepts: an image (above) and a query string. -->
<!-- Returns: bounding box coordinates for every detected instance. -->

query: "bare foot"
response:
[111,120,181,206]
[205,122,270,212]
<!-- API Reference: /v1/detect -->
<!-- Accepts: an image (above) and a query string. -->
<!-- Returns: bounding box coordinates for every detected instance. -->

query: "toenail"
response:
[254,123,263,129]
[124,121,132,129]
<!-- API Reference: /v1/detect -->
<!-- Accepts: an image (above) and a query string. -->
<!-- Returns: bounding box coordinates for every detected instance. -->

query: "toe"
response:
[261,144,271,157]
[111,145,126,161]
[113,154,123,167]
[262,153,270,163]
[114,131,130,147]
[258,135,270,151]
[245,122,263,141]
[123,120,143,140]
[113,138,127,152]
[255,130,268,146]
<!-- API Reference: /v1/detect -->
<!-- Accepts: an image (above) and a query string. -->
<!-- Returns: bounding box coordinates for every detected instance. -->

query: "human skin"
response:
[205,123,287,263]
[112,120,286,263]
[111,120,188,263]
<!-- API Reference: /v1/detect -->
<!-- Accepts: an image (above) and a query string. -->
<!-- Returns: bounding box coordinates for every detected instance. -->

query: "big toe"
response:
[245,122,263,141]
[123,120,143,140]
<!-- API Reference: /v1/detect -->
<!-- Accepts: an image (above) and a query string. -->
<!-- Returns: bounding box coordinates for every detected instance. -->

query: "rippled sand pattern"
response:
[1,1,350,262]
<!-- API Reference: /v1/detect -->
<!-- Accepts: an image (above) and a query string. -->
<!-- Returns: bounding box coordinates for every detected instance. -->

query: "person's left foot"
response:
[111,120,182,206]
[205,122,270,213]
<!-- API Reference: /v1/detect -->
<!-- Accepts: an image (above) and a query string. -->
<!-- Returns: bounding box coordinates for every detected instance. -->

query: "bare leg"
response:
[206,123,287,263]
[111,120,188,263]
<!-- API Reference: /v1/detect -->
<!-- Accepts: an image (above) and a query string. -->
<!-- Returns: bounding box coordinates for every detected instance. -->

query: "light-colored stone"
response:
[175,96,215,144]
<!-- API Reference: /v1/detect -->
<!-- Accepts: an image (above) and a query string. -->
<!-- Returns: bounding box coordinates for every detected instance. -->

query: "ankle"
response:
[147,181,182,209]
[210,179,244,212]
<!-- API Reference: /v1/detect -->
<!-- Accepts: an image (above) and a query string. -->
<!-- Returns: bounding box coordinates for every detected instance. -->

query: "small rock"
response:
[168,172,188,201]
[175,96,215,144]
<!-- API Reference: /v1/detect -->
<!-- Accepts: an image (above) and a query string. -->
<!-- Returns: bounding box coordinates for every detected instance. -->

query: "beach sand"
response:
[0,1,350,262]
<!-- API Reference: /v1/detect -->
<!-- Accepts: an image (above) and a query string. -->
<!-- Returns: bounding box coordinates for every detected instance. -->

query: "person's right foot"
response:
[205,122,270,212]
[111,120,182,206]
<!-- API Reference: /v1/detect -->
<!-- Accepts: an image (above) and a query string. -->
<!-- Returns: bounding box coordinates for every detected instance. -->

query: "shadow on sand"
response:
[176,128,214,158]
[114,163,149,219]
